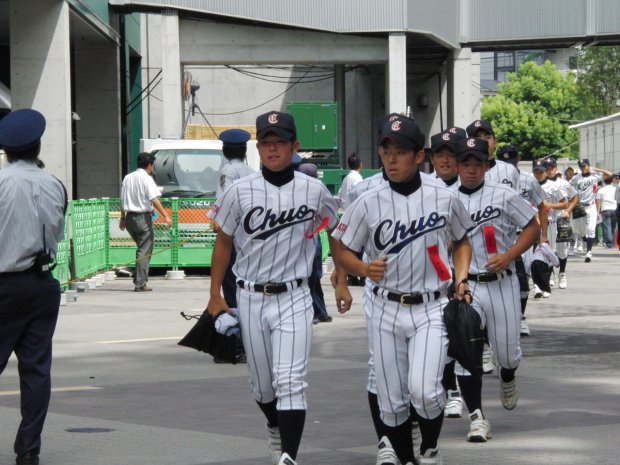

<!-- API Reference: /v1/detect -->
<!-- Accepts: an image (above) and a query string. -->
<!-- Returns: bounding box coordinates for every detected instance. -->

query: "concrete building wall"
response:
[573,114,620,171]
[9,0,73,195]
[73,38,122,198]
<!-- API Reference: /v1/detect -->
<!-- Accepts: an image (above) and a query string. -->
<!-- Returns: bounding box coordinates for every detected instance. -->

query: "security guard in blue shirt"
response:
[213,129,255,363]
[0,109,67,465]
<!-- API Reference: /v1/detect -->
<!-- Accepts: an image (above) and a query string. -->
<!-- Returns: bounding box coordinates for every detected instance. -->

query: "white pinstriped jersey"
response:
[333,176,473,295]
[571,172,601,205]
[486,159,520,191]
[215,159,256,198]
[553,176,577,200]
[346,171,386,206]
[457,181,537,274]
[210,171,339,283]
[538,179,565,221]
[519,171,548,207]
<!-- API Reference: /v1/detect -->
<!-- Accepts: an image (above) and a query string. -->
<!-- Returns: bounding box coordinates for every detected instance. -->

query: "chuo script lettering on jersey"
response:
[244,205,315,240]
[374,212,447,254]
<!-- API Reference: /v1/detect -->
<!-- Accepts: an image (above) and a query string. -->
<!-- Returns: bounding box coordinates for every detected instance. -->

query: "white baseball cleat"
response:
[376,436,398,465]
[542,291,551,298]
[585,251,592,262]
[558,272,567,289]
[444,390,463,418]
[532,285,543,298]
[520,317,530,336]
[419,447,443,465]
[548,273,556,287]
[266,422,282,465]
[500,376,519,410]
[278,452,297,465]
[467,409,492,442]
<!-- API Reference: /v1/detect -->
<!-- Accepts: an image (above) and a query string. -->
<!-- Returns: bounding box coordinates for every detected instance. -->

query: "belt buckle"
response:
[476,275,486,283]
[399,293,414,306]
[263,283,277,296]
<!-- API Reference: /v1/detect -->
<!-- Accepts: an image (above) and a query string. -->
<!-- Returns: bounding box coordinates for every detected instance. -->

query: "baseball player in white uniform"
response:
[543,157,579,288]
[453,138,539,443]
[571,158,612,262]
[496,145,548,335]
[430,127,465,190]
[207,111,351,465]
[466,120,521,371]
[466,120,520,192]
[334,116,473,465]
[429,128,467,421]
[546,160,580,255]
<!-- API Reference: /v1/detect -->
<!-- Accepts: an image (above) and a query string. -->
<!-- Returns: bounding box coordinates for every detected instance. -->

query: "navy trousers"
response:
[0,270,60,455]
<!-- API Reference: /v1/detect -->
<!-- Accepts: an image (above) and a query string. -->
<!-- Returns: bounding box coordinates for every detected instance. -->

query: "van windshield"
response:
[152,148,224,197]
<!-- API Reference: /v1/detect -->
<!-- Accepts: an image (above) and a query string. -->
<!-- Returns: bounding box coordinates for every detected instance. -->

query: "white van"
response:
[142,138,260,198]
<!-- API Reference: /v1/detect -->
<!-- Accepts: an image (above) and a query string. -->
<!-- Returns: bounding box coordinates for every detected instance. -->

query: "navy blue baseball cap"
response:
[497,145,519,165]
[298,162,319,178]
[466,119,494,137]
[430,127,466,153]
[455,138,489,161]
[0,108,46,153]
[376,113,402,137]
[256,111,296,141]
[380,117,425,151]
[577,158,590,167]
[219,128,251,148]
[545,156,558,167]
[532,159,548,172]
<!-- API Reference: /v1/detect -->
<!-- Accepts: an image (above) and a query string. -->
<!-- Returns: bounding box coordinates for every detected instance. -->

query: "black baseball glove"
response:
[443,298,485,379]
[178,309,238,364]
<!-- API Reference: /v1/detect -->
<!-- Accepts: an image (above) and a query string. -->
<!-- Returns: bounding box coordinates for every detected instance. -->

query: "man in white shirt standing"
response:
[120,152,171,291]
[596,175,618,248]
[337,152,363,208]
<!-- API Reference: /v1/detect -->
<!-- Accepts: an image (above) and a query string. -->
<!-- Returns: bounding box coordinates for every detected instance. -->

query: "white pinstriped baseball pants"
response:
[372,295,449,426]
[237,285,314,411]
[456,274,522,377]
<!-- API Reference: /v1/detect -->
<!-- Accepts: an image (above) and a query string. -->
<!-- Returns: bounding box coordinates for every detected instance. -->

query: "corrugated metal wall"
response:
[110,0,620,46]
[467,0,586,41]
[577,117,620,171]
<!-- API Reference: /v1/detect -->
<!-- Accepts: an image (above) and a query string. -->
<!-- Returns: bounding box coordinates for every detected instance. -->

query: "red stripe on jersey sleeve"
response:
[483,225,498,254]
[305,217,330,238]
[427,244,451,281]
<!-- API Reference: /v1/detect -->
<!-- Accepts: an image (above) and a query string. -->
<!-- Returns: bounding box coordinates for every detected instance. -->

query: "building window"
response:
[494,51,515,81]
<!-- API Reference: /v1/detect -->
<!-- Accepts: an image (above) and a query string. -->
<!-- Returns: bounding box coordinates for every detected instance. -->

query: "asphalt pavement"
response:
[1,246,619,465]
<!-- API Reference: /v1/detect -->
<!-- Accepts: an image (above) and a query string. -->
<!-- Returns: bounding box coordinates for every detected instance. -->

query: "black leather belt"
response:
[237,278,304,295]
[372,286,441,306]
[468,269,512,283]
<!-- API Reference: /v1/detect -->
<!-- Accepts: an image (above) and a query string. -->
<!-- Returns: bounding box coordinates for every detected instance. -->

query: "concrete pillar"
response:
[10,0,73,196]
[450,47,480,128]
[161,9,182,138]
[387,32,407,114]
[334,64,346,167]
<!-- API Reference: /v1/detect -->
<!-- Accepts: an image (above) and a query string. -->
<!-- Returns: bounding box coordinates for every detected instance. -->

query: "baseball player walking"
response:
[571,159,612,262]
[454,138,539,443]
[207,111,351,465]
[334,116,473,465]
[497,145,549,335]
[542,158,579,288]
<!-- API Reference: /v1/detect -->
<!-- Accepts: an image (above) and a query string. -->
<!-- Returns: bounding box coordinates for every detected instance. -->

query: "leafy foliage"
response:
[574,46,620,120]
[481,61,579,160]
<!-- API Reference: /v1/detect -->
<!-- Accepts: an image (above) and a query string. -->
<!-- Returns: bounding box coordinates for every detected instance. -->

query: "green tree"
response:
[482,61,579,160]
[574,46,620,120]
